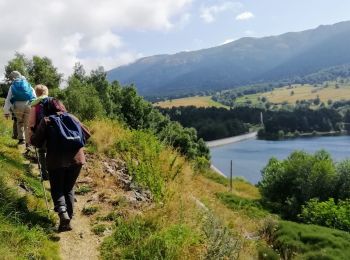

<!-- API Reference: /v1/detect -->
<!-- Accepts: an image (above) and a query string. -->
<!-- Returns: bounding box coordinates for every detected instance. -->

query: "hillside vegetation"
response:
[3,54,350,259]
[0,104,268,259]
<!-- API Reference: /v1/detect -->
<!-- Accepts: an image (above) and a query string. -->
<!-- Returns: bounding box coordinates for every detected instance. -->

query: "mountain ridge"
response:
[107,20,350,96]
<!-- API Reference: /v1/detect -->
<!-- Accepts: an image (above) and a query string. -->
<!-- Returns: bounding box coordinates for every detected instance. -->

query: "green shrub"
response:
[92,224,107,236]
[335,159,350,200]
[265,221,350,259]
[82,205,99,215]
[299,198,350,231]
[75,185,93,195]
[259,150,338,219]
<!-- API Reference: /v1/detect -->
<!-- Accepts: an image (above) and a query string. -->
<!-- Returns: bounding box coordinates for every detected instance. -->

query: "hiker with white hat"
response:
[3,71,36,148]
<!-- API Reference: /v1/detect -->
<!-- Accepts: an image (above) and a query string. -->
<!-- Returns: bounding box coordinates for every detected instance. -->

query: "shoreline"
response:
[210,164,226,177]
[206,131,258,148]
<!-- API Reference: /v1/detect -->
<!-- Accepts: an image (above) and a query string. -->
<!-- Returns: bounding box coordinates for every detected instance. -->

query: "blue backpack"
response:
[47,112,86,152]
[10,79,36,103]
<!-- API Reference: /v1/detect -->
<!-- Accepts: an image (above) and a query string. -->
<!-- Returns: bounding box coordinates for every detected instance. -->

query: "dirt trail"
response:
[57,194,101,260]
[23,149,149,260]
[23,147,101,260]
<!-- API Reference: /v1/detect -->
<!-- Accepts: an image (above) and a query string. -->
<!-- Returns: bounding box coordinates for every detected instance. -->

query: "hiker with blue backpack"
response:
[3,71,36,148]
[31,97,90,232]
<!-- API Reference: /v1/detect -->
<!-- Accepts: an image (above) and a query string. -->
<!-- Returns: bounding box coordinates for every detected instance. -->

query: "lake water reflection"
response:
[210,135,350,184]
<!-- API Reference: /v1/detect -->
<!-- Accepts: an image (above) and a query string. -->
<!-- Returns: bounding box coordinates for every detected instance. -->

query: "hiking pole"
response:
[35,148,50,213]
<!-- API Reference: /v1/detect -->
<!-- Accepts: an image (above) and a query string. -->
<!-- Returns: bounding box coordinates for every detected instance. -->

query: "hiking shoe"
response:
[58,211,72,232]
[17,139,25,145]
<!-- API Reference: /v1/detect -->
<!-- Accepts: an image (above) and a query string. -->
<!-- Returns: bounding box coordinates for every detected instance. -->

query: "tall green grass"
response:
[101,216,199,259]
[115,130,165,200]
[0,118,59,259]
[216,192,267,219]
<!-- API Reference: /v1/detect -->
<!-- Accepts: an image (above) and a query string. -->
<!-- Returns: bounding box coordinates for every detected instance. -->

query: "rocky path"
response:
[57,194,101,260]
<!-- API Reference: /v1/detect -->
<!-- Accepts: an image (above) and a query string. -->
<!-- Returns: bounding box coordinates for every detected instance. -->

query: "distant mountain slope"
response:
[107,21,350,97]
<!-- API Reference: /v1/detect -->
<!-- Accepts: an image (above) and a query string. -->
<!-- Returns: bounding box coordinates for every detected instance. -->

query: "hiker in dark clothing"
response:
[29,84,50,180]
[30,98,90,232]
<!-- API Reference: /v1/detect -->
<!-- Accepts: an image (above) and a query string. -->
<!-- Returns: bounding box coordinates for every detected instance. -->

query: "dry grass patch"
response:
[262,84,350,104]
[155,96,228,108]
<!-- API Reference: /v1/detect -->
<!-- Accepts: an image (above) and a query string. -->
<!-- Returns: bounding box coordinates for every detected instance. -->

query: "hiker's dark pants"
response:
[48,165,81,218]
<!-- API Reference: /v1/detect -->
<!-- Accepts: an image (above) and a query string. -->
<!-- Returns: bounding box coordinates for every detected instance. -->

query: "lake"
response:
[210,135,350,184]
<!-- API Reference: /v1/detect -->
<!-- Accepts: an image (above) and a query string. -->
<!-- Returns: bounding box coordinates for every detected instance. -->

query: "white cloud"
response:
[200,1,243,23]
[88,31,123,54]
[0,0,192,76]
[236,11,254,21]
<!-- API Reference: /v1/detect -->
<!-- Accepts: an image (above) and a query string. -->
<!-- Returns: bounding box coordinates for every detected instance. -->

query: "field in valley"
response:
[154,96,229,108]
[235,82,350,105]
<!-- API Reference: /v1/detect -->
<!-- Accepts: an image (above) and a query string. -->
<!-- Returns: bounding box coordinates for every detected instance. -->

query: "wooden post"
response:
[230,160,233,192]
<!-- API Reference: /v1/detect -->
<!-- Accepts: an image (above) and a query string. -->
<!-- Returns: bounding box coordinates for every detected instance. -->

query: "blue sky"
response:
[120,0,350,56]
[1,0,350,76]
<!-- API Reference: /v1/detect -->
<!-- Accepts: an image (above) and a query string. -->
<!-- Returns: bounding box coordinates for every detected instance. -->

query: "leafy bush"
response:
[264,221,350,260]
[299,198,350,231]
[259,150,338,219]
[335,159,350,200]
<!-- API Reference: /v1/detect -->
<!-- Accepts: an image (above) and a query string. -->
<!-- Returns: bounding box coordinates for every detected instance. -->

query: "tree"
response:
[259,150,337,219]
[28,56,62,88]
[88,67,112,116]
[335,160,350,200]
[64,77,105,121]
[72,62,86,83]
[4,53,30,83]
